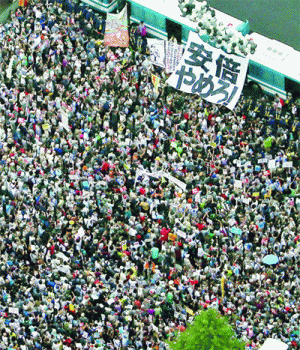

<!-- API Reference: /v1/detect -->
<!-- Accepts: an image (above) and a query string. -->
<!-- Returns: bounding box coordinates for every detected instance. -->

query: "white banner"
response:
[163,172,186,191]
[147,39,166,68]
[104,5,129,47]
[167,31,249,110]
[135,168,186,191]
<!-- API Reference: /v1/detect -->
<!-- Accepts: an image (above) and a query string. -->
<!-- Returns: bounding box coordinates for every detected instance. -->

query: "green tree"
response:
[166,308,246,350]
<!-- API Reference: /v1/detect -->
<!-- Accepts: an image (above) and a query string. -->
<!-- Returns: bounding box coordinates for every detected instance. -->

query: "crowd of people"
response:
[178,0,257,55]
[0,0,299,349]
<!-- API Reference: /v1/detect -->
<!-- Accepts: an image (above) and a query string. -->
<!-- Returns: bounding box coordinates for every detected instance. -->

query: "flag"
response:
[151,74,160,94]
[221,276,225,299]
[104,5,129,47]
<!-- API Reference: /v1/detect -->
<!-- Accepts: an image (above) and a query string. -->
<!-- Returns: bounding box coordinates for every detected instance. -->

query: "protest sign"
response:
[195,192,201,203]
[18,118,25,124]
[186,307,194,315]
[165,40,184,73]
[9,307,19,314]
[167,31,249,110]
[234,180,243,189]
[283,161,293,168]
[61,111,69,131]
[147,39,183,73]
[223,148,233,156]
[147,38,166,68]
[228,218,236,226]
[176,229,187,239]
[192,187,200,194]
[268,160,276,169]
[104,5,129,47]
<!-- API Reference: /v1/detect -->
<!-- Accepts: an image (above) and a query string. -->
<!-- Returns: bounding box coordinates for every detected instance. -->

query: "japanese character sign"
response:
[147,39,184,73]
[167,32,249,110]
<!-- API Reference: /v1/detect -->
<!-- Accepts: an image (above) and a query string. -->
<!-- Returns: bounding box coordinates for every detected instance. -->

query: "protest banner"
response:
[104,5,129,47]
[135,168,186,191]
[221,276,225,299]
[163,172,187,191]
[166,31,249,110]
[147,39,184,73]
[165,40,184,73]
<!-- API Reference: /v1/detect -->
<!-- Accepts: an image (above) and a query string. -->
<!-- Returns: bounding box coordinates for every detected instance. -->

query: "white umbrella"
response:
[259,338,288,350]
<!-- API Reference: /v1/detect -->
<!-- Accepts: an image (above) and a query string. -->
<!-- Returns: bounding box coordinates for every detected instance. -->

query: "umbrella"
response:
[231,227,242,235]
[259,338,288,350]
[262,254,279,265]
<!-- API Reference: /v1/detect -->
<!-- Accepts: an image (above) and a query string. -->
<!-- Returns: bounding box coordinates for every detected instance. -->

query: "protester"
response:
[0,0,299,349]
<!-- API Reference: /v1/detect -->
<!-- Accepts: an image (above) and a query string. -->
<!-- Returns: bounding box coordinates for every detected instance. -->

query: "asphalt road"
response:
[207,0,300,51]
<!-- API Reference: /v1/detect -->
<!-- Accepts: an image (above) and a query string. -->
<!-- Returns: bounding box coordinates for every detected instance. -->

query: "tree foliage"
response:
[166,308,246,350]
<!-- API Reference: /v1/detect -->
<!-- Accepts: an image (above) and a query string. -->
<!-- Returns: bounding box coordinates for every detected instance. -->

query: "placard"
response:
[9,307,19,314]
[223,148,233,156]
[234,180,243,189]
[147,38,166,68]
[283,161,293,168]
[176,229,187,239]
[165,40,184,74]
[268,160,276,169]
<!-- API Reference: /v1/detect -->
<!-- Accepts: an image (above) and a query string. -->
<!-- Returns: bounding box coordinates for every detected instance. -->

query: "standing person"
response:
[136,21,147,53]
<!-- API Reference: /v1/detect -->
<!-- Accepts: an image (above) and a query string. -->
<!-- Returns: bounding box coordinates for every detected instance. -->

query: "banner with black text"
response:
[166,31,249,110]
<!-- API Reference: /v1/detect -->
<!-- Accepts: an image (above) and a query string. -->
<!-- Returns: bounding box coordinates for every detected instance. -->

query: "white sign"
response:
[163,172,186,191]
[228,218,236,226]
[167,31,249,110]
[147,39,184,73]
[283,161,293,168]
[129,228,137,236]
[9,307,19,315]
[176,229,187,239]
[223,148,233,156]
[61,111,69,131]
[234,180,243,189]
[135,168,186,191]
[268,159,276,169]
[147,39,166,68]
[242,197,251,204]
[165,40,184,73]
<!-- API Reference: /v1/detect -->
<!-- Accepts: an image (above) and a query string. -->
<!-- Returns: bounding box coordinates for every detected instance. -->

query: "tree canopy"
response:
[166,308,246,350]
